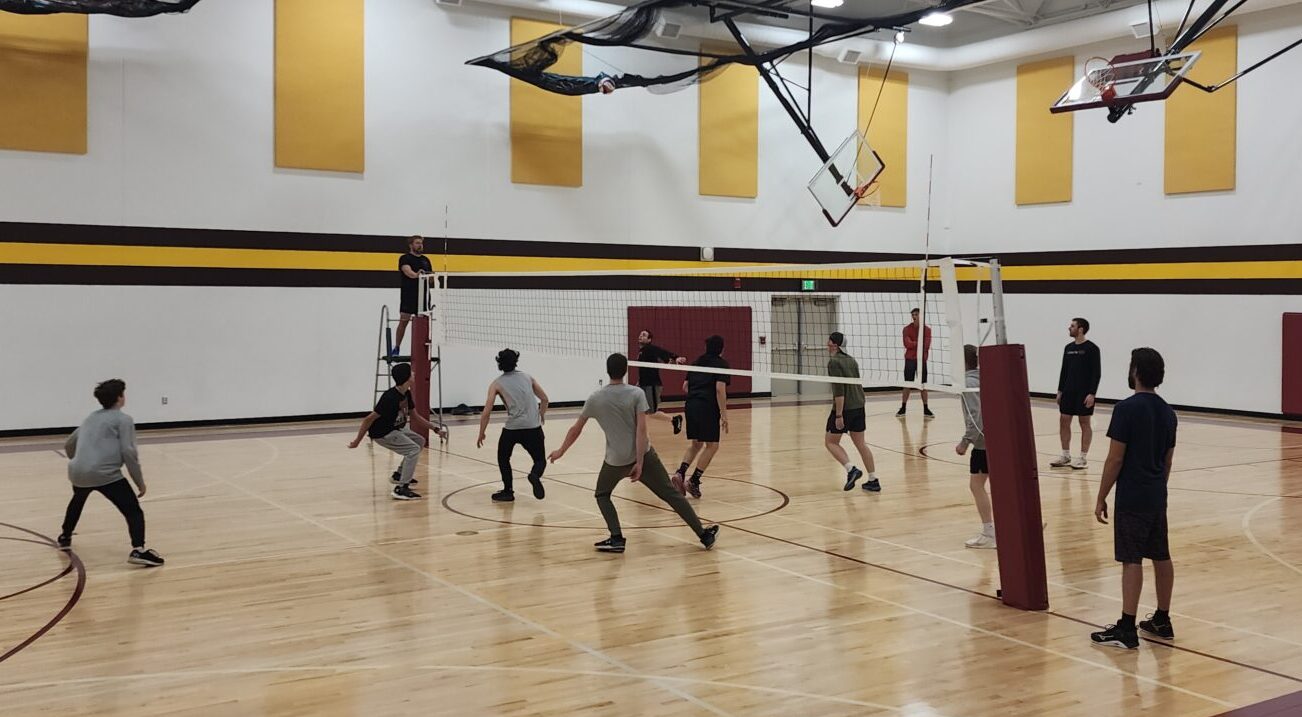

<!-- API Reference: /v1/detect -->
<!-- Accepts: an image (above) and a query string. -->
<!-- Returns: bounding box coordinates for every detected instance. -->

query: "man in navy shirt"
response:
[1090,348,1178,650]
[393,235,433,357]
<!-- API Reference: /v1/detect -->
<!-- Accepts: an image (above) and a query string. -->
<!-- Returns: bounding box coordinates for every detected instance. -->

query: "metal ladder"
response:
[372,305,444,436]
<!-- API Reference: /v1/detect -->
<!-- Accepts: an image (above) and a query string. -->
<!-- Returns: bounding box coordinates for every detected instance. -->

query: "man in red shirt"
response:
[898,308,935,418]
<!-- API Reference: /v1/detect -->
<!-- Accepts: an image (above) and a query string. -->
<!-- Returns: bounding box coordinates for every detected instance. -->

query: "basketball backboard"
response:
[808,131,885,227]
[1051,51,1201,114]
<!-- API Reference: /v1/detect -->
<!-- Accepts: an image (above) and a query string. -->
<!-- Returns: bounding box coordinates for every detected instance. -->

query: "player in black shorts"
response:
[1051,317,1101,470]
[898,308,934,418]
[1091,348,1178,650]
[672,335,729,499]
[954,345,994,548]
[393,235,433,357]
[823,333,879,493]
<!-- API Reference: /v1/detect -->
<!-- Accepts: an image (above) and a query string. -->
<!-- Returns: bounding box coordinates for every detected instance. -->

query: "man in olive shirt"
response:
[825,332,880,493]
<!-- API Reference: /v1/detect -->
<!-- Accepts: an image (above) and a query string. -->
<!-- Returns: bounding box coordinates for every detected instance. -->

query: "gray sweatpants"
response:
[373,426,424,485]
[595,447,704,539]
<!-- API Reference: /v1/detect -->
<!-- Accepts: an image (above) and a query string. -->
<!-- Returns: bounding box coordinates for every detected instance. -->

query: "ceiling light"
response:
[919,12,953,27]
[811,0,844,8]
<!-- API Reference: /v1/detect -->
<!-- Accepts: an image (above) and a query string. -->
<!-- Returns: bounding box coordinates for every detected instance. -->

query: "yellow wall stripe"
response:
[699,52,758,198]
[1016,56,1074,205]
[858,66,908,208]
[274,0,365,173]
[0,13,87,155]
[510,18,582,187]
[0,243,1297,280]
[1166,25,1236,195]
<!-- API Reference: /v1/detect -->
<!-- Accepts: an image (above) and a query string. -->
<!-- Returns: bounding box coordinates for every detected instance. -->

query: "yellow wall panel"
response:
[275,0,365,173]
[699,54,758,198]
[1166,25,1236,194]
[1016,56,1074,205]
[0,13,87,154]
[510,18,582,187]
[857,67,908,207]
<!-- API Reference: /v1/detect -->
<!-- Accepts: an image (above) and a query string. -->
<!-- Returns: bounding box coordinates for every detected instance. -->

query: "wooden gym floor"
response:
[2,395,1300,716]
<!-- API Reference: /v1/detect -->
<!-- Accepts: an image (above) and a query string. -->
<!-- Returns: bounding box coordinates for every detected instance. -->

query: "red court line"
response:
[0,537,75,602]
[1210,690,1302,716]
[0,523,87,666]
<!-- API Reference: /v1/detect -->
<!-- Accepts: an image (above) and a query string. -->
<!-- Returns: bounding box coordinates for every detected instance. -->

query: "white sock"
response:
[843,462,855,472]
[982,522,995,536]
[1059,450,1070,459]
[868,472,877,481]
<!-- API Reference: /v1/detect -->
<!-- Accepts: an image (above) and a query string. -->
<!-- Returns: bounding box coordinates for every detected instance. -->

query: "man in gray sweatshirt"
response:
[954,345,994,549]
[58,379,164,566]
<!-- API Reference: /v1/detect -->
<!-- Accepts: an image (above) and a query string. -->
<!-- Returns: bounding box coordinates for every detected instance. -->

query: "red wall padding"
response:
[1284,313,1302,416]
[627,306,752,396]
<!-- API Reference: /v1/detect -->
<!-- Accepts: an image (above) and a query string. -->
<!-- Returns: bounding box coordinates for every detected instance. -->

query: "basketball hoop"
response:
[854,180,882,208]
[1084,56,1118,102]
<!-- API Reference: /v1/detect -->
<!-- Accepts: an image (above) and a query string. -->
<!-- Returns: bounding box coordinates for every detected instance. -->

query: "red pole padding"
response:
[411,316,431,445]
[1284,313,1302,417]
[979,344,1050,611]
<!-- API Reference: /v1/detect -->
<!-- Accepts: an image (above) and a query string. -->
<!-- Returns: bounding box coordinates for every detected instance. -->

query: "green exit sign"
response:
[801,279,817,291]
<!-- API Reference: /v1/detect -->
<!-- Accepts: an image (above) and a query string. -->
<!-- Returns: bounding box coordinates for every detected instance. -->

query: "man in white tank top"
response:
[477,349,550,502]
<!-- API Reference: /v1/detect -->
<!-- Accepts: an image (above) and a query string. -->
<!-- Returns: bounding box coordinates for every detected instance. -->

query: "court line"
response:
[0,664,919,713]
[1242,497,1302,578]
[0,537,74,602]
[165,443,738,717]
[0,523,85,666]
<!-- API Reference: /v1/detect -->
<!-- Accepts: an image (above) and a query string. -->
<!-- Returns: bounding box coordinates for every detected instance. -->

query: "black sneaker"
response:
[923,407,935,418]
[672,415,683,435]
[688,478,702,499]
[491,490,515,502]
[56,534,72,551]
[1090,624,1139,649]
[389,471,418,486]
[128,548,165,567]
[700,525,719,550]
[391,485,422,501]
[896,406,907,417]
[528,477,545,500]
[861,478,881,493]
[595,536,626,553]
[843,466,863,491]
[1139,615,1175,640]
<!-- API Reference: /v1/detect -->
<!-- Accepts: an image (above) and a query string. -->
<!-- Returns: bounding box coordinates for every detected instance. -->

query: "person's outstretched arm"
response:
[549,416,589,463]
[532,379,550,424]
[119,417,146,496]
[477,383,501,448]
[348,413,379,448]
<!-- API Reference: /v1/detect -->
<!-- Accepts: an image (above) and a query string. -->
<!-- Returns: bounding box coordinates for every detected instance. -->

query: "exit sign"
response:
[801,279,816,291]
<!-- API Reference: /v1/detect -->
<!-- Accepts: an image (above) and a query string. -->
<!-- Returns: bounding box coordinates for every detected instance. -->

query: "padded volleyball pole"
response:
[980,342,1049,611]
[411,315,431,444]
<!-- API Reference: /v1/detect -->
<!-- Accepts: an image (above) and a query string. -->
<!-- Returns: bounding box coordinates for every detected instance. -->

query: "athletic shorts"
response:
[1058,392,1094,416]
[685,399,720,443]
[826,407,867,434]
[400,295,419,316]
[969,448,988,475]
[641,384,663,413]
[903,359,928,383]
[1113,510,1170,564]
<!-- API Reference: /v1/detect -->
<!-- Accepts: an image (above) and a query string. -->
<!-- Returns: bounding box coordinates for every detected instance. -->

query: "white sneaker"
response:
[1071,456,1088,470]
[965,533,997,549]
[1049,455,1072,468]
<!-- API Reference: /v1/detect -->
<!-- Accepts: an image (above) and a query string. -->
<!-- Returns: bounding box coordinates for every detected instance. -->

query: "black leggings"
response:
[62,479,145,548]
[498,428,546,492]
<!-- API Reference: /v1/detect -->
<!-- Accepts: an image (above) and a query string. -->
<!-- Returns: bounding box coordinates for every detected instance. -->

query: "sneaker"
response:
[843,466,863,491]
[965,533,997,549]
[671,471,688,496]
[688,478,702,499]
[700,525,719,550]
[56,534,72,551]
[1071,456,1088,470]
[1090,624,1139,649]
[896,406,907,417]
[1139,614,1175,640]
[388,346,400,358]
[128,548,165,567]
[528,477,545,500]
[389,471,419,486]
[594,536,626,553]
[1049,455,1072,468]
[391,485,422,501]
[672,415,683,435]
[861,478,881,493]
[491,490,515,502]
[923,407,935,418]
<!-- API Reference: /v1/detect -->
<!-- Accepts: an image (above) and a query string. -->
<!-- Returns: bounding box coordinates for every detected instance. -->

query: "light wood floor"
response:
[2,396,1301,716]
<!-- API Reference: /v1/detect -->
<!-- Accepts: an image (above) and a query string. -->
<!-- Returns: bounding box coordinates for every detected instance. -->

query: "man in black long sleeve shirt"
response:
[635,330,685,434]
[1052,317,1102,470]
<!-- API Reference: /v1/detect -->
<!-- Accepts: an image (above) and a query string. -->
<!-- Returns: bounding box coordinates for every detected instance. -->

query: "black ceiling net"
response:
[0,0,201,16]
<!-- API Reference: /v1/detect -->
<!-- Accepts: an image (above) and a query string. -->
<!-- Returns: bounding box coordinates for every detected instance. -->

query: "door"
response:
[769,296,839,397]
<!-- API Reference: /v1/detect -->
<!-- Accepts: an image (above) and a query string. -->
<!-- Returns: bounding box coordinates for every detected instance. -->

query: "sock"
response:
[691,468,704,482]
[842,462,855,472]
[868,472,877,482]
[1118,613,1137,630]
[1059,450,1071,459]
[982,522,995,536]
[678,462,690,475]
[1153,609,1170,624]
